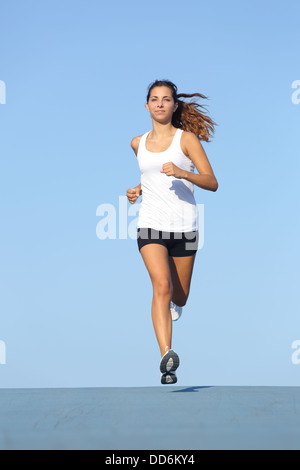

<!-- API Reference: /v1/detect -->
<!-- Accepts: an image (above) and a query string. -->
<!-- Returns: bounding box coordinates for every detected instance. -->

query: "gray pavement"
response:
[0,386,299,450]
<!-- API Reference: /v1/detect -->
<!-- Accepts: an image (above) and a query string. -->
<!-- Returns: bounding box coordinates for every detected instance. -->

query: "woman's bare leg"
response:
[139,244,173,357]
[169,254,196,307]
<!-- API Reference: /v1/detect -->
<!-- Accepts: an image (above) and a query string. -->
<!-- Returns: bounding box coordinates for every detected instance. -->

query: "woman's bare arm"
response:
[161,131,218,192]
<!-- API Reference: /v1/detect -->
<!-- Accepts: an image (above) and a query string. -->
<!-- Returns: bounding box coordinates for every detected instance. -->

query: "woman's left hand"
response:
[160,162,184,179]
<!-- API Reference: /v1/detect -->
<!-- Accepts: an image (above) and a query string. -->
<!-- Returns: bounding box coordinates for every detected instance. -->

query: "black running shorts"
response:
[137,227,198,257]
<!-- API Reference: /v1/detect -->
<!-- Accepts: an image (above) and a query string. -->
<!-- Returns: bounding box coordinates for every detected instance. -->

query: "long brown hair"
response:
[146,80,216,142]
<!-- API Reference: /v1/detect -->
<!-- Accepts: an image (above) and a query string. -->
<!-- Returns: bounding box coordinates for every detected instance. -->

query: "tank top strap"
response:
[137,131,150,158]
[172,128,183,150]
[141,131,151,149]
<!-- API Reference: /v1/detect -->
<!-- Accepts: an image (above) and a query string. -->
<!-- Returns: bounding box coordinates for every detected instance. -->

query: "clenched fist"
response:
[126,185,142,204]
[160,162,184,179]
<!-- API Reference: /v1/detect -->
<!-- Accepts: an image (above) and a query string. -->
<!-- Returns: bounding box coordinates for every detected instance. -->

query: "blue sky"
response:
[0,0,299,388]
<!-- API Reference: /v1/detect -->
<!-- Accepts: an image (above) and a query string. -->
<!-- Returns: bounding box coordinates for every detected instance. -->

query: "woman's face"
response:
[146,86,178,123]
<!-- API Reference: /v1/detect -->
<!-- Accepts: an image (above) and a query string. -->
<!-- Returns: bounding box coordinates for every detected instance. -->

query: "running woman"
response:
[126,80,218,384]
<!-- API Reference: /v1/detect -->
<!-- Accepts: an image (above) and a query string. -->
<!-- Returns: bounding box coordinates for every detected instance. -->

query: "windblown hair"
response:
[146,79,216,142]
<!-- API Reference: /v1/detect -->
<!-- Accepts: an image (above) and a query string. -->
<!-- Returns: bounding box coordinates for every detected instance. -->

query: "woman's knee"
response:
[153,278,173,299]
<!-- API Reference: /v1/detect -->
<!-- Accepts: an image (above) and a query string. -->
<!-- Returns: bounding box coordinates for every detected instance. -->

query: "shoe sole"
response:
[161,372,177,384]
[160,350,180,374]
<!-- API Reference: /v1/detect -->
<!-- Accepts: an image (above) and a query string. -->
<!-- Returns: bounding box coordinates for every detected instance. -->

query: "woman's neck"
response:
[151,120,176,139]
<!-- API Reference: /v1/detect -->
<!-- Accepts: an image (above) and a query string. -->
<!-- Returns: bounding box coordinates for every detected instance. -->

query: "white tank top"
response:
[137,128,198,232]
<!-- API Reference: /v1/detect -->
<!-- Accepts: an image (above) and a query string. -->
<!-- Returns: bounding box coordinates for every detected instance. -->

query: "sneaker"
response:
[161,372,177,384]
[170,301,183,321]
[160,348,180,375]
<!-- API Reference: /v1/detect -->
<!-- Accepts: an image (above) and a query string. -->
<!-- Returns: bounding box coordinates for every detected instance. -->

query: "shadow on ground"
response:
[172,386,213,393]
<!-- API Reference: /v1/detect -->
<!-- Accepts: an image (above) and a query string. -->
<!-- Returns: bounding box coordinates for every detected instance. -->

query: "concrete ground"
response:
[0,386,299,450]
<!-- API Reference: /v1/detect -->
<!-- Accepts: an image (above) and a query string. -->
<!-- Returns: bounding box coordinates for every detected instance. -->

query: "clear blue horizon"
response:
[0,0,299,388]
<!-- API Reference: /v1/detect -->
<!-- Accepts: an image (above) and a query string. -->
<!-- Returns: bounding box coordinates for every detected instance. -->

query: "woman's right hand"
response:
[126,186,141,204]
